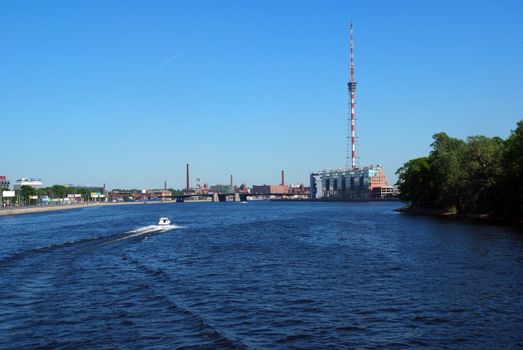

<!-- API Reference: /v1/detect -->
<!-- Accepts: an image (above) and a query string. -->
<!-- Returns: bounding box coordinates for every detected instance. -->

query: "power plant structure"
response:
[310,21,397,200]
[186,163,190,194]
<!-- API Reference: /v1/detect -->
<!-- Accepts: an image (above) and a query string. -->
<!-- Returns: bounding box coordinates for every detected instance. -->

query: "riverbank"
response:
[0,201,173,217]
[396,206,523,227]
[270,198,400,202]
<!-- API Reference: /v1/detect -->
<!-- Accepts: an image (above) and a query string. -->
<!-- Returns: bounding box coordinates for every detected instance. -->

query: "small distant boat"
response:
[158,217,171,225]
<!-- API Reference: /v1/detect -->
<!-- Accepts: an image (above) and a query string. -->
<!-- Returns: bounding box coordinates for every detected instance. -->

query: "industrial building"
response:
[252,170,289,195]
[252,185,289,195]
[311,165,389,200]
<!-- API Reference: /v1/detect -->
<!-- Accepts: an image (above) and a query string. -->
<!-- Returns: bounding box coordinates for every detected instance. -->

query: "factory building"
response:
[310,165,388,200]
[252,184,289,195]
[252,170,289,195]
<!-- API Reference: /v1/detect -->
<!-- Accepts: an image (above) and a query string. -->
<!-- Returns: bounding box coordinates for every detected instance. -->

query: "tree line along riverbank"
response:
[395,120,523,222]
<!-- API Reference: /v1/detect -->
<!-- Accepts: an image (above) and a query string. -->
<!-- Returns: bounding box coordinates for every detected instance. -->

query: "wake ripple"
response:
[121,253,246,349]
[0,224,183,267]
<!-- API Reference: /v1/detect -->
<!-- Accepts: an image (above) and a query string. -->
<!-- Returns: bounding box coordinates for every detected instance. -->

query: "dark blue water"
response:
[1,201,523,349]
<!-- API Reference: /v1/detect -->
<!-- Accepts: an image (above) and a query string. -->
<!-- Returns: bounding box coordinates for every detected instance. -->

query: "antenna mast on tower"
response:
[346,19,357,169]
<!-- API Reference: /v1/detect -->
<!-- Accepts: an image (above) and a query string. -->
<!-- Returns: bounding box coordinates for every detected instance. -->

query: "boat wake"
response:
[104,224,184,244]
[0,223,185,267]
[128,224,182,234]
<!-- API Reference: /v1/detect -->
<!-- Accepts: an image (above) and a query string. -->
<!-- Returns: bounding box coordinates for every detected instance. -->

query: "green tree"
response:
[168,188,185,196]
[76,188,89,202]
[500,120,523,217]
[396,157,435,207]
[396,120,523,218]
[50,185,68,198]
[428,132,466,211]
[19,185,37,205]
[460,136,504,214]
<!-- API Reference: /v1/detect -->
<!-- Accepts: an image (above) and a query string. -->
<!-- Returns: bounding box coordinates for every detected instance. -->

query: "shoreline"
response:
[270,198,400,202]
[396,206,523,227]
[0,201,174,217]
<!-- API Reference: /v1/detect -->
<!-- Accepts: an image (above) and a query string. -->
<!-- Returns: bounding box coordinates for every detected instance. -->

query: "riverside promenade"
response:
[0,201,171,217]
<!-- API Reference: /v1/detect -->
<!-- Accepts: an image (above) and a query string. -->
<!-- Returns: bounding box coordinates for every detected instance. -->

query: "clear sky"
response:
[1,0,522,190]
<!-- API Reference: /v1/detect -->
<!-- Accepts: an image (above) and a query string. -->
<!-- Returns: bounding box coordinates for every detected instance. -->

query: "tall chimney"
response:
[281,170,285,186]
[230,174,233,187]
[164,180,167,190]
[186,163,190,193]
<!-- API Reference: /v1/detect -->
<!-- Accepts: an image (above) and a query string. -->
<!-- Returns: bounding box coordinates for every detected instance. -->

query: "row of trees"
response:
[2,185,85,206]
[37,185,101,200]
[396,120,523,217]
[9,186,186,205]
[14,185,102,204]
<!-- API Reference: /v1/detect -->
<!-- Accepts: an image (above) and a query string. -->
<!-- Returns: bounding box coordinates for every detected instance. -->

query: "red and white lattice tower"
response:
[346,20,357,169]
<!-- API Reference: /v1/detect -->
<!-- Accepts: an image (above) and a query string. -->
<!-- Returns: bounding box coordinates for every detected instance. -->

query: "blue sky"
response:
[1,0,522,189]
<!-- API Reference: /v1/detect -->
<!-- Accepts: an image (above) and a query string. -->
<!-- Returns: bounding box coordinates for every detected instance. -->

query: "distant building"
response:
[210,184,235,194]
[67,194,84,203]
[13,178,43,190]
[0,176,10,190]
[310,165,390,200]
[237,183,250,193]
[147,189,173,201]
[289,184,310,195]
[252,184,289,195]
[108,190,137,202]
[371,185,399,199]
[194,183,209,195]
[108,189,172,202]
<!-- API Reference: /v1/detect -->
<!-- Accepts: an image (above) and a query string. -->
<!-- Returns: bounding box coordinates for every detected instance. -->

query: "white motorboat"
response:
[158,217,171,225]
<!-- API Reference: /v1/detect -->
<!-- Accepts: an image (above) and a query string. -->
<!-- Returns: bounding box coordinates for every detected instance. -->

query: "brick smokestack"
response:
[281,170,285,186]
[186,163,190,193]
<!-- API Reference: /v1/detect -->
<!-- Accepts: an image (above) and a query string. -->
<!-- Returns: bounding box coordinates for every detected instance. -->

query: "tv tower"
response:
[346,19,357,169]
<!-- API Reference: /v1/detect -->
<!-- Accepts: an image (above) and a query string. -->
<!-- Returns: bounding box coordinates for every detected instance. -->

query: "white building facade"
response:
[13,178,43,190]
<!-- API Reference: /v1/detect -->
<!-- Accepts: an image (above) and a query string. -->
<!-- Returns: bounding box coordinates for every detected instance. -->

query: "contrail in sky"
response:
[95,52,182,105]
[129,52,182,86]
[145,53,181,76]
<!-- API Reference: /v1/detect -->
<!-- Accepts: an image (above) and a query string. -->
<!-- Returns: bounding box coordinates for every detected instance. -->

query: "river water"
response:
[1,201,522,349]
